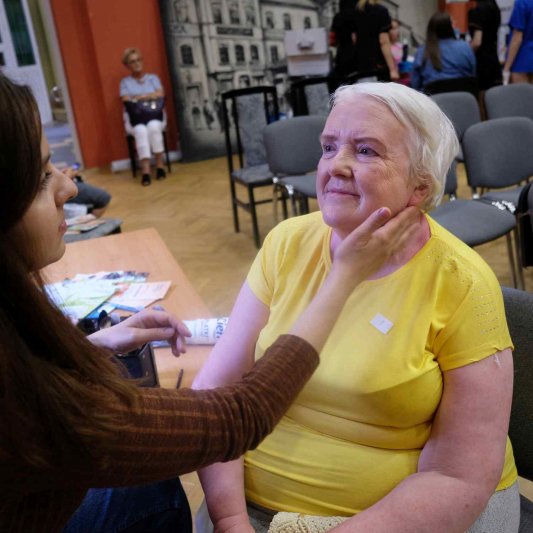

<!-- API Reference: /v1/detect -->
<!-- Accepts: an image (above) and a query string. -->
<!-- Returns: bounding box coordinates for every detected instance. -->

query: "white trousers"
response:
[132,119,164,160]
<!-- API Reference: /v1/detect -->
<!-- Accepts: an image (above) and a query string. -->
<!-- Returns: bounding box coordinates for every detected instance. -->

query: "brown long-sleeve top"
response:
[0,334,318,532]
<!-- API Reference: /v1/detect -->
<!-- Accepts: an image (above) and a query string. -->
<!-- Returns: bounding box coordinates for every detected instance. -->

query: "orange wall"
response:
[439,1,477,33]
[50,0,177,168]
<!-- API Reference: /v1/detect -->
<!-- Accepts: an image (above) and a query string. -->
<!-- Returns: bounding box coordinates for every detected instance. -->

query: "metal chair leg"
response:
[506,232,519,288]
[229,179,240,233]
[513,227,526,290]
[248,186,261,248]
[163,131,172,174]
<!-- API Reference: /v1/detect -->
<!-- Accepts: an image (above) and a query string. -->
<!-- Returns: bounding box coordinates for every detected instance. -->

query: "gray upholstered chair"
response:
[501,287,533,532]
[431,92,481,162]
[263,115,326,219]
[430,162,520,286]
[222,86,279,248]
[463,117,533,208]
[485,83,533,122]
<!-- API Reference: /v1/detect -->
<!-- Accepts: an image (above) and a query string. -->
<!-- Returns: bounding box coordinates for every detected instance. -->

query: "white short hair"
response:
[331,82,459,211]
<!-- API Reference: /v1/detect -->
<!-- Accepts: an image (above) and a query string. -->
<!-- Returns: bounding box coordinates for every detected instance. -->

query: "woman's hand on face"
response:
[331,206,420,287]
[88,308,191,356]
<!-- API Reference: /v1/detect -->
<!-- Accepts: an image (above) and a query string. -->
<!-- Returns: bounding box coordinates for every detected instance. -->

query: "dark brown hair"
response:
[0,74,137,469]
[424,12,456,72]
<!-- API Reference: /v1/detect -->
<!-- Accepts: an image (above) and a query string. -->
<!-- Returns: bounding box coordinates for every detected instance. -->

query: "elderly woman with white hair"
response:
[120,47,166,186]
[194,82,519,533]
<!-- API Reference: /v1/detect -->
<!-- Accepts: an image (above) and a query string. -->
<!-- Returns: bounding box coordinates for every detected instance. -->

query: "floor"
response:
[80,158,533,519]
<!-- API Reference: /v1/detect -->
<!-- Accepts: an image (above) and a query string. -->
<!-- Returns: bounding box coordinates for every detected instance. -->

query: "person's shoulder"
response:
[265,212,326,252]
[426,215,501,290]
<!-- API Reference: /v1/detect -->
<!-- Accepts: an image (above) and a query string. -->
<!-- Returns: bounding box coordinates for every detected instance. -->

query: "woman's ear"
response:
[407,181,430,208]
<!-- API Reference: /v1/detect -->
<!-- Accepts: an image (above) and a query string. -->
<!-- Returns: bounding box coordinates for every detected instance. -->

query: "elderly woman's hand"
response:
[331,206,420,289]
[88,308,191,356]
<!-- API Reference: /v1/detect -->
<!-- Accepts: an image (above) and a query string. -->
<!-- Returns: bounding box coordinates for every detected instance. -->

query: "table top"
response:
[43,228,212,389]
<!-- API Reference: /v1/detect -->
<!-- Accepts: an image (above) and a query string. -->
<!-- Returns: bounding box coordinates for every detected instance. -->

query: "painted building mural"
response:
[159,0,340,160]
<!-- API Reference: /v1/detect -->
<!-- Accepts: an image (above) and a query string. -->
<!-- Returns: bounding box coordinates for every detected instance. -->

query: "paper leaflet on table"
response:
[45,279,117,321]
[44,271,166,320]
[108,281,171,309]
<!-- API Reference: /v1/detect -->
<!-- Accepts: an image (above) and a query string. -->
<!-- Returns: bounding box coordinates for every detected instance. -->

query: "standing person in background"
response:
[503,0,533,84]
[389,19,404,68]
[120,47,166,187]
[411,11,476,91]
[331,0,358,79]
[353,0,399,81]
[469,0,503,90]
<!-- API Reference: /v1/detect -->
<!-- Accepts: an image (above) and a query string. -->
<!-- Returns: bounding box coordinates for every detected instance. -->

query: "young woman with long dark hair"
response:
[0,73,418,532]
[411,11,476,91]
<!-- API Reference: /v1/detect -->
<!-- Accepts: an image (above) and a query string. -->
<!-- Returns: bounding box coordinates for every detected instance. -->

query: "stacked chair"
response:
[501,287,533,531]
[221,86,279,248]
[263,115,326,220]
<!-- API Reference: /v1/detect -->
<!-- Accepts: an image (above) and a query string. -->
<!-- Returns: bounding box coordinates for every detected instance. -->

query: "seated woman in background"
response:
[411,11,476,91]
[0,73,417,532]
[120,47,166,187]
[195,82,519,533]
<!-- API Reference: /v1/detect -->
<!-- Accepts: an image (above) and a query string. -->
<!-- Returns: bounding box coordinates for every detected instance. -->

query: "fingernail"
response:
[378,207,388,216]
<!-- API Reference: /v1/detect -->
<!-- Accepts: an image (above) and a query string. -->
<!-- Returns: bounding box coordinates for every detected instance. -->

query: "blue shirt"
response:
[508,0,533,72]
[411,39,476,90]
[119,74,162,97]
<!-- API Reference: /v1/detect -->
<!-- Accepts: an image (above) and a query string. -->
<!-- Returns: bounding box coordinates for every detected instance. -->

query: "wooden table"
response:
[43,228,212,389]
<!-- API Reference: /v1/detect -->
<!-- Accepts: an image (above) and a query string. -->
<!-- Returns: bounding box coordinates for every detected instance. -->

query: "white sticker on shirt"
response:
[370,313,394,334]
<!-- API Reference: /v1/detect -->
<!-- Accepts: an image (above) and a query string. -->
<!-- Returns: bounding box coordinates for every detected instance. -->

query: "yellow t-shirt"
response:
[245,212,516,515]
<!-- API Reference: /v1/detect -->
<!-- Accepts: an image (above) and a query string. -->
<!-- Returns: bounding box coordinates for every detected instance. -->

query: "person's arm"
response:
[379,32,399,81]
[503,29,524,79]
[88,308,191,356]
[196,207,420,532]
[330,348,513,533]
[470,29,482,52]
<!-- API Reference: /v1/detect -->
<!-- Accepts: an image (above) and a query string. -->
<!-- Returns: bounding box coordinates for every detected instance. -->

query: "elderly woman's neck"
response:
[331,214,430,280]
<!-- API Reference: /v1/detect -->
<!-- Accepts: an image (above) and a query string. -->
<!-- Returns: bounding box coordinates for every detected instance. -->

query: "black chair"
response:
[263,115,326,219]
[501,287,533,532]
[485,83,533,122]
[290,76,342,116]
[517,181,533,269]
[431,92,481,162]
[222,86,279,248]
[124,111,172,178]
[430,162,520,287]
[424,76,479,98]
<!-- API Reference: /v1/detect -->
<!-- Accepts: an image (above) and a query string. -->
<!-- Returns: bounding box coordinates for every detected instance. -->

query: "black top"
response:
[354,4,392,72]
[331,8,358,76]
[468,1,502,89]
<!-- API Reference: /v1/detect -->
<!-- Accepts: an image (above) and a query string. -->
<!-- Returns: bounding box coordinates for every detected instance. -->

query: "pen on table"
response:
[176,368,184,389]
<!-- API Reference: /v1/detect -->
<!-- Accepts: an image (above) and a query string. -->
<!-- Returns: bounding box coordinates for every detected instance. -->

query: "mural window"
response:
[4,0,35,66]
[270,45,279,64]
[265,12,274,29]
[211,1,222,24]
[238,75,251,88]
[228,2,240,25]
[235,44,245,65]
[180,44,194,65]
[253,75,265,85]
[250,44,259,63]
[283,13,292,30]
[219,45,229,65]
[244,2,256,25]
[304,17,312,29]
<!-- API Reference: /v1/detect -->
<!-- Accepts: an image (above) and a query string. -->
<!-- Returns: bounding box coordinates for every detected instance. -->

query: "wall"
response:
[50,0,177,168]
[396,0,439,40]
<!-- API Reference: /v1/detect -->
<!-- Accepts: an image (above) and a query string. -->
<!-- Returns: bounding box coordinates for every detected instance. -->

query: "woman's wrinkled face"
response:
[10,135,77,271]
[317,95,427,239]
[126,53,144,75]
